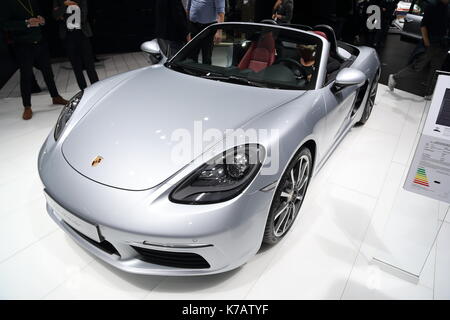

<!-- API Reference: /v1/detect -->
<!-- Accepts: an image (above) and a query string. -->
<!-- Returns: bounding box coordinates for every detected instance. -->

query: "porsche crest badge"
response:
[91,156,104,167]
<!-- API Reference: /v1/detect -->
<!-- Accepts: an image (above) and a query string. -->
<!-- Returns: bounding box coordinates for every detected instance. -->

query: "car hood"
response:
[62,66,302,190]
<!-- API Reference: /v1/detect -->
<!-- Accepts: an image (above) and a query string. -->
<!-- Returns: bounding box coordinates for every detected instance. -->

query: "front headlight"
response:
[170,144,265,204]
[54,91,83,140]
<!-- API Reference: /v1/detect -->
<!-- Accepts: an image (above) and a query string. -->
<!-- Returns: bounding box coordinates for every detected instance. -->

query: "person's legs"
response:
[189,22,202,62]
[389,50,431,91]
[65,32,88,90]
[394,52,430,81]
[80,34,99,85]
[34,42,62,99]
[201,32,214,65]
[200,23,214,65]
[168,40,186,58]
[31,73,41,93]
[374,18,389,48]
[14,43,34,108]
[424,45,447,96]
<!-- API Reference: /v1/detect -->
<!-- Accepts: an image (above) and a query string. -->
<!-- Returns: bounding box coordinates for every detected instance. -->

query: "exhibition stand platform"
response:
[0,53,449,300]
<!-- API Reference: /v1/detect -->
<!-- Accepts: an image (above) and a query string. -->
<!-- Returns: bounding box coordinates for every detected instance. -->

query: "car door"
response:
[321,80,358,155]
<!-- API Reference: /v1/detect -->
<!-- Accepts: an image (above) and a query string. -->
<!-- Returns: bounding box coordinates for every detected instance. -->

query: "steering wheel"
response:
[277,58,309,80]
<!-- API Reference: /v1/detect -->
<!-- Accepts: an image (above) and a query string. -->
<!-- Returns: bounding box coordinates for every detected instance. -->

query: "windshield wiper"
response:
[201,74,267,88]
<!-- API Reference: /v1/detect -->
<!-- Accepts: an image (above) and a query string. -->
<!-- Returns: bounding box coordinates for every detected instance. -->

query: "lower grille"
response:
[131,246,210,269]
[68,225,120,256]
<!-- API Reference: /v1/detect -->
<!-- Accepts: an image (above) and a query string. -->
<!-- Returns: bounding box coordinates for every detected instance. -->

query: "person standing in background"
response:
[1,28,42,93]
[53,0,99,91]
[241,0,255,22]
[311,0,337,29]
[155,0,190,58]
[335,0,353,40]
[366,0,396,49]
[374,0,397,49]
[272,0,294,24]
[388,0,450,99]
[187,0,225,65]
[0,0,68,120]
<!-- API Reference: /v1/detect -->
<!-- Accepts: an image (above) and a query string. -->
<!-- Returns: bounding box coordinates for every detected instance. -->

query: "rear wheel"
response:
[263,148,312,245]
[357,74,379,125]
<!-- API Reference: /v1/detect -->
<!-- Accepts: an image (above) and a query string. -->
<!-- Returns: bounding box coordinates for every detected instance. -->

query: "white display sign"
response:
[404,75,450,204]
[372,74,450,281]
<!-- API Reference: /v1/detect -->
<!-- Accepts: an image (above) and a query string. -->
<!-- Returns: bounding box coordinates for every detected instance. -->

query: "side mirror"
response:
[141,39,164,64]
[333,68,366,91]
[141,39,161,55]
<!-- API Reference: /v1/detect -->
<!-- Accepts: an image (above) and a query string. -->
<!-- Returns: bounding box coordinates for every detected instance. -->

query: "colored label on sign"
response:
[413,167,430,187]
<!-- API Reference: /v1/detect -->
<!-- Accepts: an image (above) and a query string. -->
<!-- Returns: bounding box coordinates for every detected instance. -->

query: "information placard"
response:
[372,74,450,280]
[404,75,450,202]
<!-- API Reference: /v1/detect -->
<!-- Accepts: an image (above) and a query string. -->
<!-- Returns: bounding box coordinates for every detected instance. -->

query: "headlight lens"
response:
[54,91,83,140]
[170,144,265,204]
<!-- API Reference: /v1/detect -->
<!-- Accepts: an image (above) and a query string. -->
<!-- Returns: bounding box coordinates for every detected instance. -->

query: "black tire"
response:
[357,74,379,125]
[263,147,313,245]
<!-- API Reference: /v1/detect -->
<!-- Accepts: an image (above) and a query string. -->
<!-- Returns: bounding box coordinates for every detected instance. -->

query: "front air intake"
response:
[131,246,210,269]
[68,225,120,256]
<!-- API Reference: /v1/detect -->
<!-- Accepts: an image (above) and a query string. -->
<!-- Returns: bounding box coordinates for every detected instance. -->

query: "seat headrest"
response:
[279,23,313,31]
[313,31,328,40]
[260,19,279,26]
[256,32,275,50]
[313,24,339,59]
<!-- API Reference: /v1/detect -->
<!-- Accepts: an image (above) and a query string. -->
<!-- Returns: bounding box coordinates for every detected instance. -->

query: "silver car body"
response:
[38,22,380,276]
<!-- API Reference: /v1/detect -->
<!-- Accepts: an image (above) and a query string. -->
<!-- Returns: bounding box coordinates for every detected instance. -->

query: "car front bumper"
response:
[44,188,273,276]
[39,134,275,276]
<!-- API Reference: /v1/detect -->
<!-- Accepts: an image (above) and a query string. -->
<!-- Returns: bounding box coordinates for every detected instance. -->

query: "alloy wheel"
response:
[358,73,379,125]
[272,154,310,237]
[365,80,378,121]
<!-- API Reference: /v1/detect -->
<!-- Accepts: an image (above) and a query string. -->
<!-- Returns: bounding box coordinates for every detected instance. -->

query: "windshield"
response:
[167,24,323,90]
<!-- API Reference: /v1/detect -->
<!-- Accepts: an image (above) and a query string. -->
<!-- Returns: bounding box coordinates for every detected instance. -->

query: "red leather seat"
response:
[238,33,276,72]
[313,30,328,40]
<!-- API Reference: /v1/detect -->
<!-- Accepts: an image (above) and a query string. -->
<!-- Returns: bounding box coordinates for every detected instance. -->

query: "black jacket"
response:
[155,0,189,42]
[0,0,43,44]
[53,0,93,39]
[273,0,294,24]
[421,0,450,44]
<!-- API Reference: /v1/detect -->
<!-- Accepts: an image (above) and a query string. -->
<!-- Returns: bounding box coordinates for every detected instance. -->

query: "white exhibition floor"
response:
[0,54,449,300]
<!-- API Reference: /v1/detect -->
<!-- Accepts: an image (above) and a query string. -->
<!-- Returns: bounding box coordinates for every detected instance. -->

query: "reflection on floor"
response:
[0,54,449,299]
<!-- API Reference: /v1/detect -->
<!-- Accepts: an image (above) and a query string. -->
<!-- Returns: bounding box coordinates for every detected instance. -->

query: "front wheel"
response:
[263,148,312,245]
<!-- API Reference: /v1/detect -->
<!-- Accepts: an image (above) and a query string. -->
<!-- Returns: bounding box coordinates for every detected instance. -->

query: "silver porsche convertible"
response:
[38,22,380,276]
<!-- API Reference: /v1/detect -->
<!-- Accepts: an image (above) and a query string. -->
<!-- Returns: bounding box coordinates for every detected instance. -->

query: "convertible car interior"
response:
[237,32,276,72]
[169,23,359,90]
